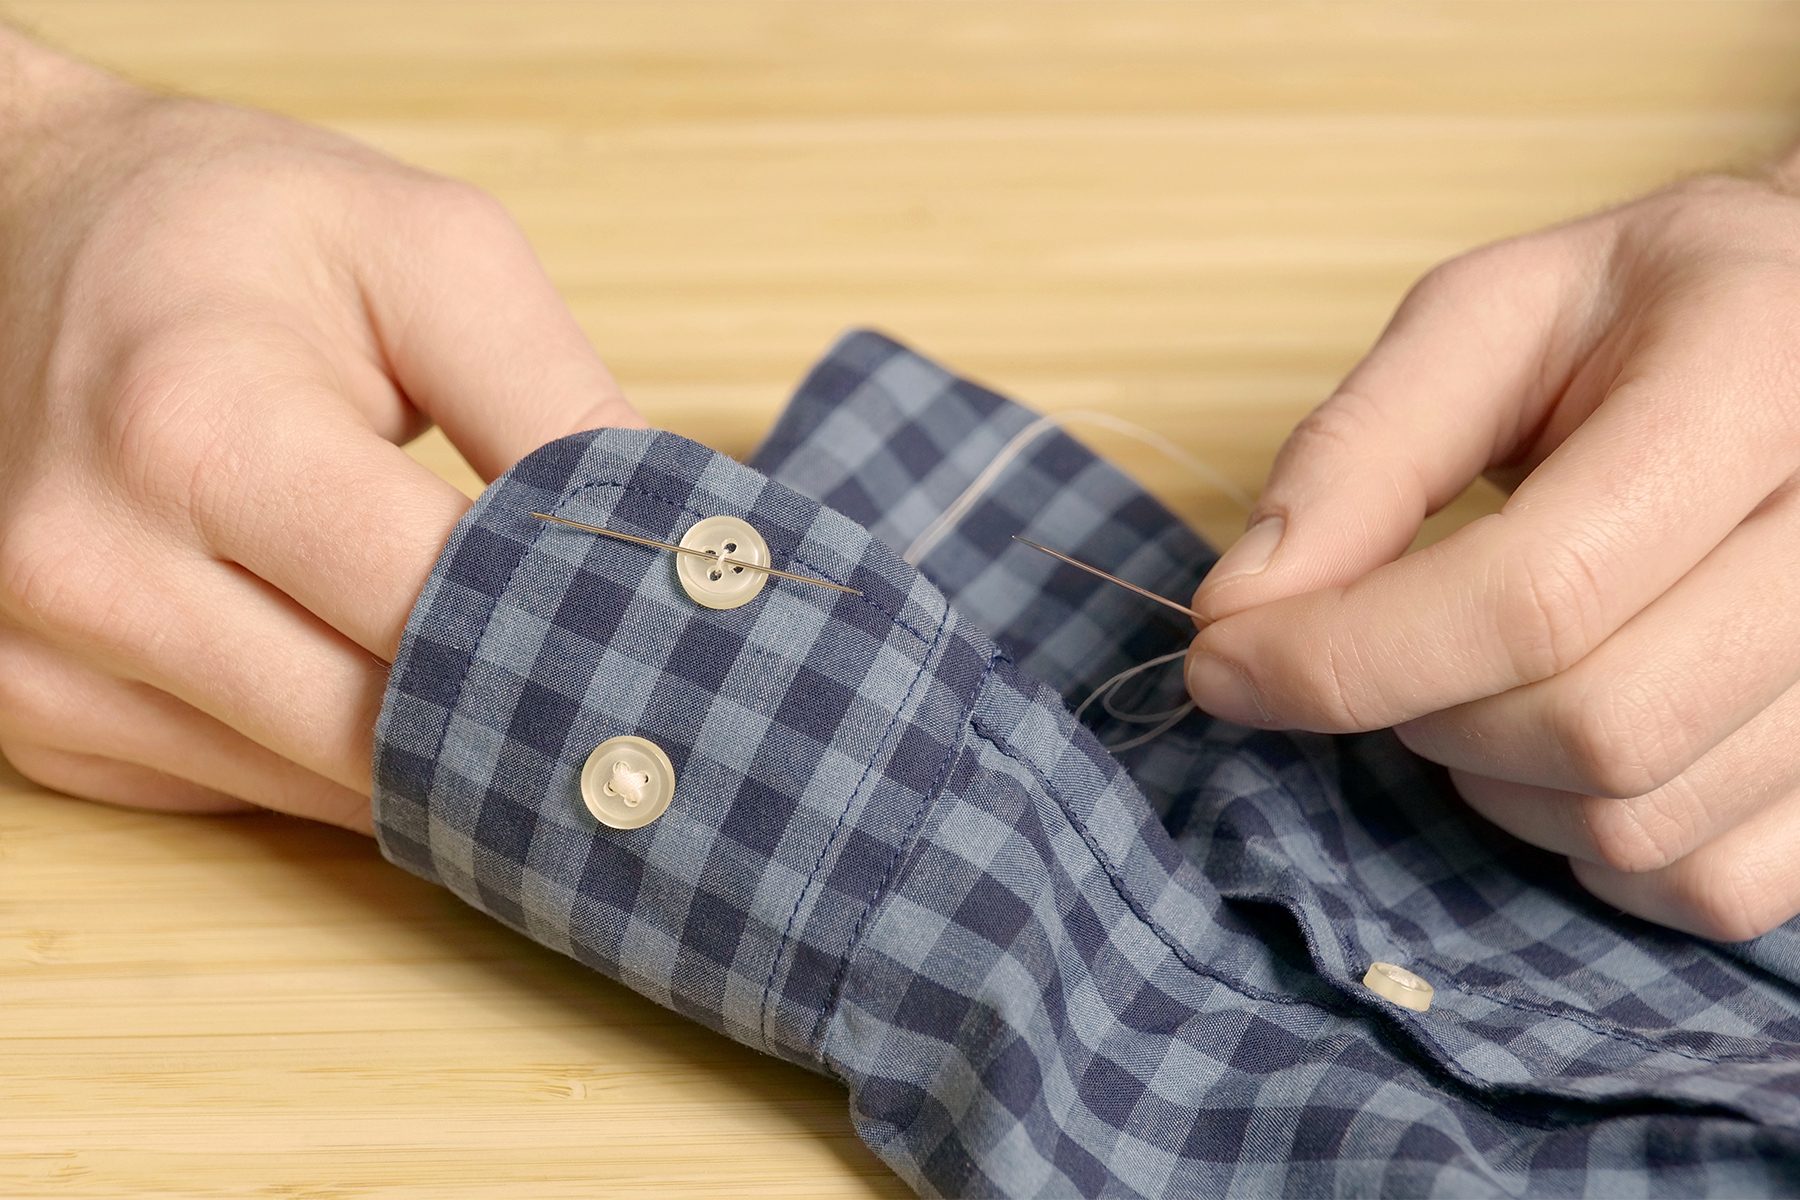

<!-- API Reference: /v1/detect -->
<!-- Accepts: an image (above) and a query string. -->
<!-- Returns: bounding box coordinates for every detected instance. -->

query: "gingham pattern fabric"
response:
[373,330,1800,1198]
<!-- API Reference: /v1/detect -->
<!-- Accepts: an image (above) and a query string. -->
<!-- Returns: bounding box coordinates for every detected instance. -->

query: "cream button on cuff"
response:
[676,516,770,610]
[1362,961,1434,1013]
[580,736,676,829]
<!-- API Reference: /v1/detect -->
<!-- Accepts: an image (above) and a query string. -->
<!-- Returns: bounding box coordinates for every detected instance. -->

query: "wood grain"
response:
[4,3,1799,1195]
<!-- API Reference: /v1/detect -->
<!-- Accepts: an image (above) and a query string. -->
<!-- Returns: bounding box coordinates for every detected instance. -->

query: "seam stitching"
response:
[417,487,562,855]
[809,644,990,1055]
[759,605,950,1055]
[966,713,1356,1017]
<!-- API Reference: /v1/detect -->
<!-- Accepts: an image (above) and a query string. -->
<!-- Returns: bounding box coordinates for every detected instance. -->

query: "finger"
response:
[1398,478,1800,795]
[1570,786,1800,942]
[1188,310,1800,732]
[1450,677,1800,874]
[59,556,388,796]
[359,181,644,481]
[4,505,386,796]
[2,741,254,817]
[191,398,469,661]
[1194,233,1594,622]
[0,628,370,831]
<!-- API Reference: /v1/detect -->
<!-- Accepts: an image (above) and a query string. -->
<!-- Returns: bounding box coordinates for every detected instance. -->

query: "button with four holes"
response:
[1362,961,1434,1013]
[675,515,770,610]
[580,736,676,829]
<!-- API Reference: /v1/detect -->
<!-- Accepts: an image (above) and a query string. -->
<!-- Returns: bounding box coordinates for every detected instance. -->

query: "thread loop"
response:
[908,408,1251,752]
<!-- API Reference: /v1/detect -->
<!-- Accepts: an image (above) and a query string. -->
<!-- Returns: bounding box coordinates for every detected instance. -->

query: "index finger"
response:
[1186,325,1799,731]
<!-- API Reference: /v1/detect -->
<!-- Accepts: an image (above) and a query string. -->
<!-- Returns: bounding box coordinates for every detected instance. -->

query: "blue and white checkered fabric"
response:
[374,330,1800,1197]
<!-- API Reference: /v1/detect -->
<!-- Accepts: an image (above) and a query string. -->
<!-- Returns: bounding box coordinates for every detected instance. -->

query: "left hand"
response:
[0,39,640,833]
[1184,172,1800,941]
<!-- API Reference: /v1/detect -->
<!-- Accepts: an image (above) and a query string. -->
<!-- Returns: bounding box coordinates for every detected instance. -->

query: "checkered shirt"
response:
[373,330,1800,1198]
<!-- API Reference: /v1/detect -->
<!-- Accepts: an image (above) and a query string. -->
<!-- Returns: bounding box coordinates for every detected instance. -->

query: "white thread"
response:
[904,408,1254,753]
[1075,650,1195,753]
[605,761,652,808]
[902,409,1255,567]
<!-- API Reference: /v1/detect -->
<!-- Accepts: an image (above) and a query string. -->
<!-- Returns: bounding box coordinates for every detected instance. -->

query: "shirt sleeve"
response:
[372,426,994,1065]
[370,424,1272,1197]
[373,424,1800,1200]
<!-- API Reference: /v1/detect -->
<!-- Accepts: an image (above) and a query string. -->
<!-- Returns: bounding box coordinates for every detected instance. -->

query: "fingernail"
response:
[1185,652,1272,726]
[1206,515,1285,587]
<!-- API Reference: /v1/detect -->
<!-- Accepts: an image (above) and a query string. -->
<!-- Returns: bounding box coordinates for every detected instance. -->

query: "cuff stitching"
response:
[558,476,936,646]
[809,647,996,1056]
[757,604,950,1057]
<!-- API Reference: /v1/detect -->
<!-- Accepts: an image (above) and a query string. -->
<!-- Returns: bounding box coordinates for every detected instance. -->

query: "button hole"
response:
[723,541,737,553]
[603,762,653,808]
[708,569,723,581]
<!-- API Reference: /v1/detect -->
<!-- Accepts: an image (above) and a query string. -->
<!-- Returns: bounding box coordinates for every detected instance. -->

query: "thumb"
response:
[361,182,645,481]
[1193,242,1580,623]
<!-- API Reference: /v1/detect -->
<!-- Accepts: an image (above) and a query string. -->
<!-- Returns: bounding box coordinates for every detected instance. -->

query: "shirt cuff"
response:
[372,426,994,1064]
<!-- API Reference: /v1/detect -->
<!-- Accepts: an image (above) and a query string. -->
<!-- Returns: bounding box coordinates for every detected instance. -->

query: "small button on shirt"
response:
[372,330,1800,1198]
[674,515,771,610]
[579,735,675,829]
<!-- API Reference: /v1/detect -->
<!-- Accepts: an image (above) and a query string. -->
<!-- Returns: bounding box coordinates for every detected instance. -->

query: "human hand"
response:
[0,37,640,832]
[1185,170,1800,940]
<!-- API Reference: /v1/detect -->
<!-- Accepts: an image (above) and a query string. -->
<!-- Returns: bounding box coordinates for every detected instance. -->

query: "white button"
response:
[675,515,770,610]
[580,736,676,829]
[1362,961,1433,1013]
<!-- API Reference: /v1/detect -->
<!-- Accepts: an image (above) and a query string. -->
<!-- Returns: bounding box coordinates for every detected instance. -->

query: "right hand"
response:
[1185,171,1800,939]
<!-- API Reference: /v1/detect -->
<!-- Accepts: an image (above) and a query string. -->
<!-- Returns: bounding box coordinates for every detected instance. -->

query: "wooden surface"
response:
[5,3,1800,1196]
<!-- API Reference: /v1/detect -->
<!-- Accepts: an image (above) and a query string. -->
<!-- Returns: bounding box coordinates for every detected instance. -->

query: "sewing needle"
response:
[1012,535,1207,625]
[529,512,863,596]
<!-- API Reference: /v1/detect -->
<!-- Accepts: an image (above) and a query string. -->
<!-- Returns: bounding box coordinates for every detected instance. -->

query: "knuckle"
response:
[1676,857,1787,943]
[101,337,248,516]
[1492,539,1610,683]
[0,653,48,740]
[1314,635,1373,731]
[0,519,87,633]
[403,177,535,288]
[1274,390,1426,521]
[0,515,148,650]
[1554,681,1695,800]
[1287,390,1383,457]
[1257,616,1376,732]
[419,177,519,241]
[104,343,224,472]
[1577,791,1698,875]
[1405,244,1512,309]
[0,523,45,617]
